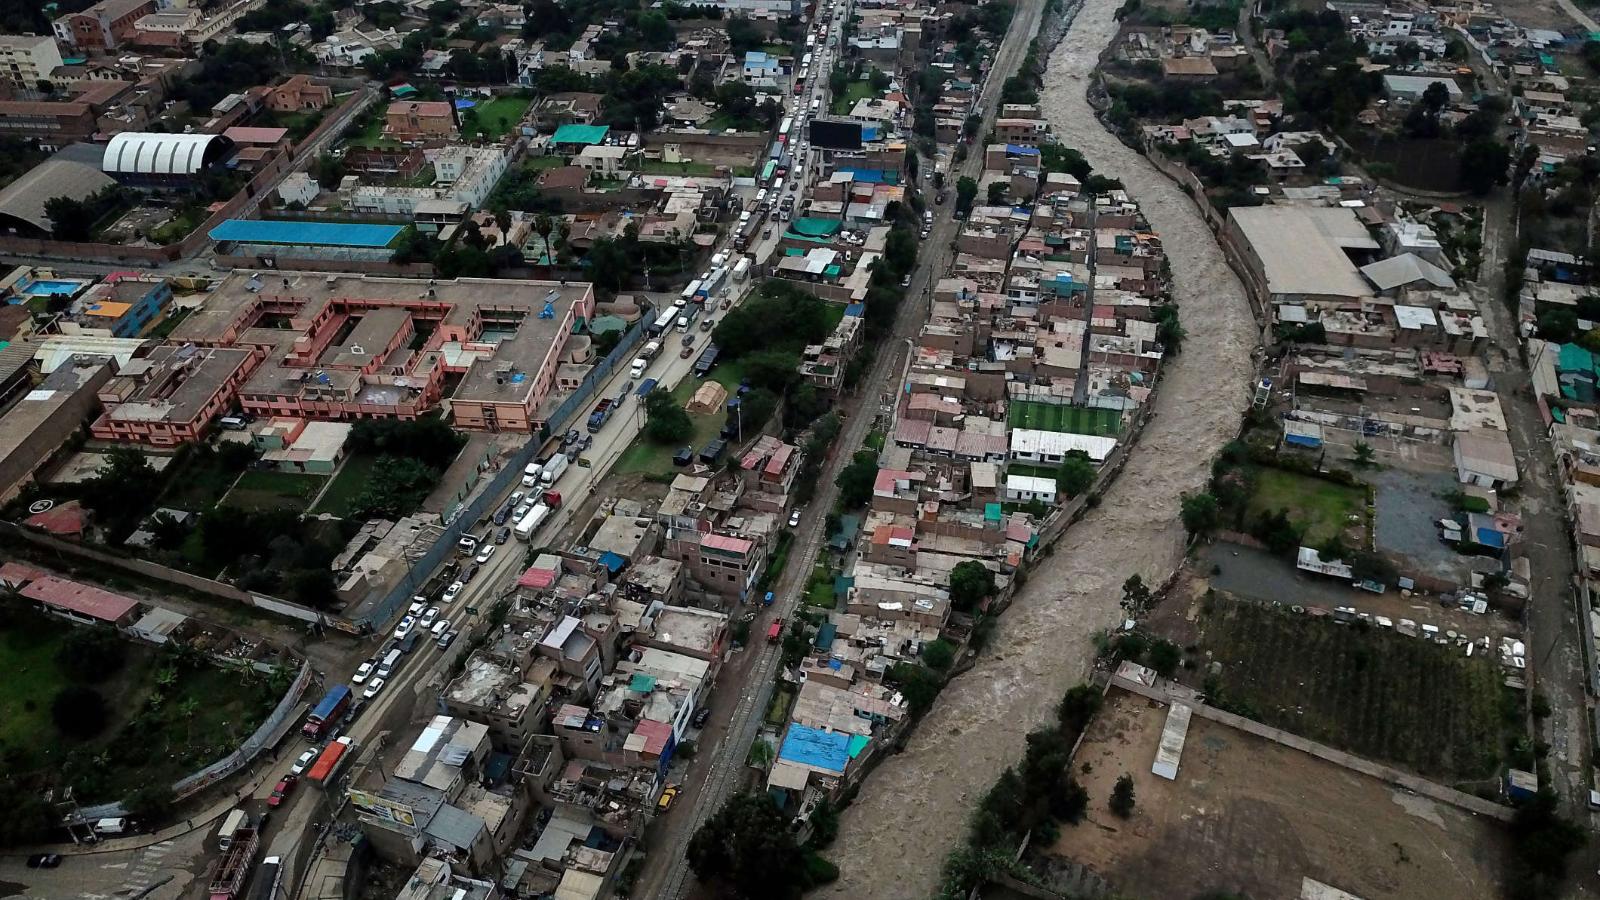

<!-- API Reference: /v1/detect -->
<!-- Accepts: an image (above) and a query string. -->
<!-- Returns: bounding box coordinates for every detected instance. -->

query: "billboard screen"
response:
[808,117,863,151]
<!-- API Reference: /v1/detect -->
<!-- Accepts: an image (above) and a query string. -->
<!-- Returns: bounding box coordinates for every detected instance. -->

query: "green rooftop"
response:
[551,124,610,146]
[789,217,842,238]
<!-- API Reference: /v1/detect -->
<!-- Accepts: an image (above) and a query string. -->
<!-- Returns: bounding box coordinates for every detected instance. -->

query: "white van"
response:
[376,648,403,679]
[95,817,129,837]
[630,358,648,378]
[810,98,821,112]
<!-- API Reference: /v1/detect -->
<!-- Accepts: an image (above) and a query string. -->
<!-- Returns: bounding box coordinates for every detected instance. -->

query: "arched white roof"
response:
[101,132,227,176]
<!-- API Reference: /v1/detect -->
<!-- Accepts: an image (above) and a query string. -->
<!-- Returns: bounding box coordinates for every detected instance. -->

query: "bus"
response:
[801,52,812,68]
[768,141,783,161]
[761,159,777,183]
[794,73,807,95]
[649,307,679,337]
[778,116,793,141]
[680,279,702,304]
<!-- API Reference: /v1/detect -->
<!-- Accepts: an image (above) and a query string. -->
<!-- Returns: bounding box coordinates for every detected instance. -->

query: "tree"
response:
[1179,492,1220,537]
[643,388,693,444]
[312,152,344,190]
[987,181,1008,205]
[688,791,809,899]
[868,67,891,92]
[736,387,779,435]
[1109,774,1136,817]
[890,662,944,717]
[1352,441,1376,468]
[922,638,956,671]
[1420,80,1450,114]
[1154,303,1184,353]
[949,560,996,612]
[714,80,759,124]
[1056,451,1095,499]
[52,685,108,739]
[1506,792,1587,900]
[741,349,802,392]
[1120,574,1153,617]
[123,783,176,821]
[1459,139,1510,195]
[44,194,101,242]
[955,175,978,214]
[638,10,674,48]
[1536,308,1578,342]
[725,14,763,54]
[1147,639,1181,677]
[57,627,127,682]
[835,449,880,508]
[1252,507,1301,556]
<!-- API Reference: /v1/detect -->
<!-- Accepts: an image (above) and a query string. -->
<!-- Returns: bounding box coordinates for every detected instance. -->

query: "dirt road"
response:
[821,0,1259,894]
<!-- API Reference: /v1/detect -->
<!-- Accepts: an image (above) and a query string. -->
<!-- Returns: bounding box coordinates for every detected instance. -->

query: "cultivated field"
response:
[1007,400,1122,436]
[1045,689,1507,900]
[1199,597,1513,782]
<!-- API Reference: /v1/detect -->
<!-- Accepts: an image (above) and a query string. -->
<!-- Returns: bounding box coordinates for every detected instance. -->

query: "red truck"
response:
[542,490,562,509]
[207,824,258,900]
[302,685,351,739]
[306,736,354,788]
[767,619,783,644]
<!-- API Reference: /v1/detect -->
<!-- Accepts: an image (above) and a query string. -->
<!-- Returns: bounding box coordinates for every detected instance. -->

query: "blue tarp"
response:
[598,551,626,573]
[814,622,837,652]
[841,168,889,183]
[778,724,850,774]
[1474,527,1506,549]
[1005,143,1041,156]
[843,302,864,318]
[208,219,404,248]
[1285,433,1322,449]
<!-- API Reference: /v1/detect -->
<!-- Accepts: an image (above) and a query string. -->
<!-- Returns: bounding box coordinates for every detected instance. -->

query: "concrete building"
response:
[169,271,596,434]
[259,419,350,473]
[385,100,457,141]
[443,643,555,752]
[0,355,113,504]
[266,74,333,112]
[90,344,261,446]
[0,34,64,90]
[1227,205,1378,306]
[53,0,156,51]
[61,274,172,338]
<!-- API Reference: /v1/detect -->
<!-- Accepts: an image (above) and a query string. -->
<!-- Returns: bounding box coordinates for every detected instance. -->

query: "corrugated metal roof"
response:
[20,575,138,622]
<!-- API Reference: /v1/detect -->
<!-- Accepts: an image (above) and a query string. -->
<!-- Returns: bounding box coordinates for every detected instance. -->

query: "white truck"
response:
[540,454,569,486]
[514,503,551,541]
[521,460,543,487]
[630,340,663,378]
[732,256,751,282]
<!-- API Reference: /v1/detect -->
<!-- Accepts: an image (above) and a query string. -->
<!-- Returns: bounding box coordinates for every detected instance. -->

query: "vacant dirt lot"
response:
[1044,690,1507,900]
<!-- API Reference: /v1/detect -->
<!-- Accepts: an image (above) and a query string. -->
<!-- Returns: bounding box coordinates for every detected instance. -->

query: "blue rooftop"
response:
[843,302,864,318]
[1006,143,1041,156]
[598,551,626,573]
[778,724,850,774]
[209,219,404,248]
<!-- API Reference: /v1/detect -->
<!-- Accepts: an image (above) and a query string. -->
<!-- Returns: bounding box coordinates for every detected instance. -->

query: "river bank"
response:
[819,0,1260,894]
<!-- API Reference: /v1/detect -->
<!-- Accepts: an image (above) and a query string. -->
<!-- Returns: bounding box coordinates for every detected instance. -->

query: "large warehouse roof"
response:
[102,132,230,176]
[0,156,114,235]
[1230,206,1375,300]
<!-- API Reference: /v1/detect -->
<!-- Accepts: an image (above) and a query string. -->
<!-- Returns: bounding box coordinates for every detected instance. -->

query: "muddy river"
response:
[821,0,1260,895]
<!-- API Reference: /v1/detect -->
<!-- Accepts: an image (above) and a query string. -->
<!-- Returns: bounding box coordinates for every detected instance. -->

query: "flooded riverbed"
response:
[821,0,1259,895]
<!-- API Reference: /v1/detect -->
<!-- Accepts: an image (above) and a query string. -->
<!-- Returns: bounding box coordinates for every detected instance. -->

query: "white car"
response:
[522,473,541,487]
[443,581,465,603]
[393,615,416,639]
[363,678,386,699]
[475,544,496,565]
[431,619,451,638]
[789,509,802,528]
[509,491,525,506]
[352,660,376,684]
[408,597,426,616]
[290,749,319,775]
[419,606,440,629]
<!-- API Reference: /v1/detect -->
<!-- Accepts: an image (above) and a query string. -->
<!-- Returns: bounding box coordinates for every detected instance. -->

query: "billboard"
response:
[808,117,863,151]
[348,789,418,827]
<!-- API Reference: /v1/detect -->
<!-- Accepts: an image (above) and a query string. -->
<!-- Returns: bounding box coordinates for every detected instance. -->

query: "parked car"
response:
[268,777,296,807]
[495,526,511,544]
[26,854,62,869]
[431,619,451,638]
[680,344,694,358]
[492,506,510,526]
[788,509,802,528]
[290,749,319,776]
[692,707,712,728]
[509,491,525,506]
[579,434,592,451]
[442,582,464,603]
[900,275,911,288]
[419,606,440,629]
[657,785,679,812]
[393,615,416,639]
[437,630,458,650]
[700,318,715,332]
[407,598,426,616]
[475,544,495,565]
[681,333,696,348]
[363,678,386,700]
[352,660,376,684]
[562,428,581,448]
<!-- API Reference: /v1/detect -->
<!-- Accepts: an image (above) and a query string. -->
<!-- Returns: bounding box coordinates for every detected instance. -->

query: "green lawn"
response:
[641,160,717,176]
[830,79,878,115]
[224,470,328,512]
[0,612,282,802]
[615,361,747,477]
[1008,401,1123,436]
[146,306,193,338]
[523,155,567,171]
[461,95,531,140]
[803,562,836,608]
[311,453,381,517]
[1246,467,1367,546]
[1005,462,1059,481]
[345,114,398,149]
[822,302,847,332]
[158,451,243,513]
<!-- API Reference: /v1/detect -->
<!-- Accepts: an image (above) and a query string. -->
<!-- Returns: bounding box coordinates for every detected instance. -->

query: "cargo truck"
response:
[634,377,658,398]
[694,344,720,377]
[252,857,282,900]
[302,685,352,739]
[206,823,258,900]
[539,454,568,486]
[586,398,615,432]
[732,257,751,282]
[306,736,354,787]
[514,503,551,541]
